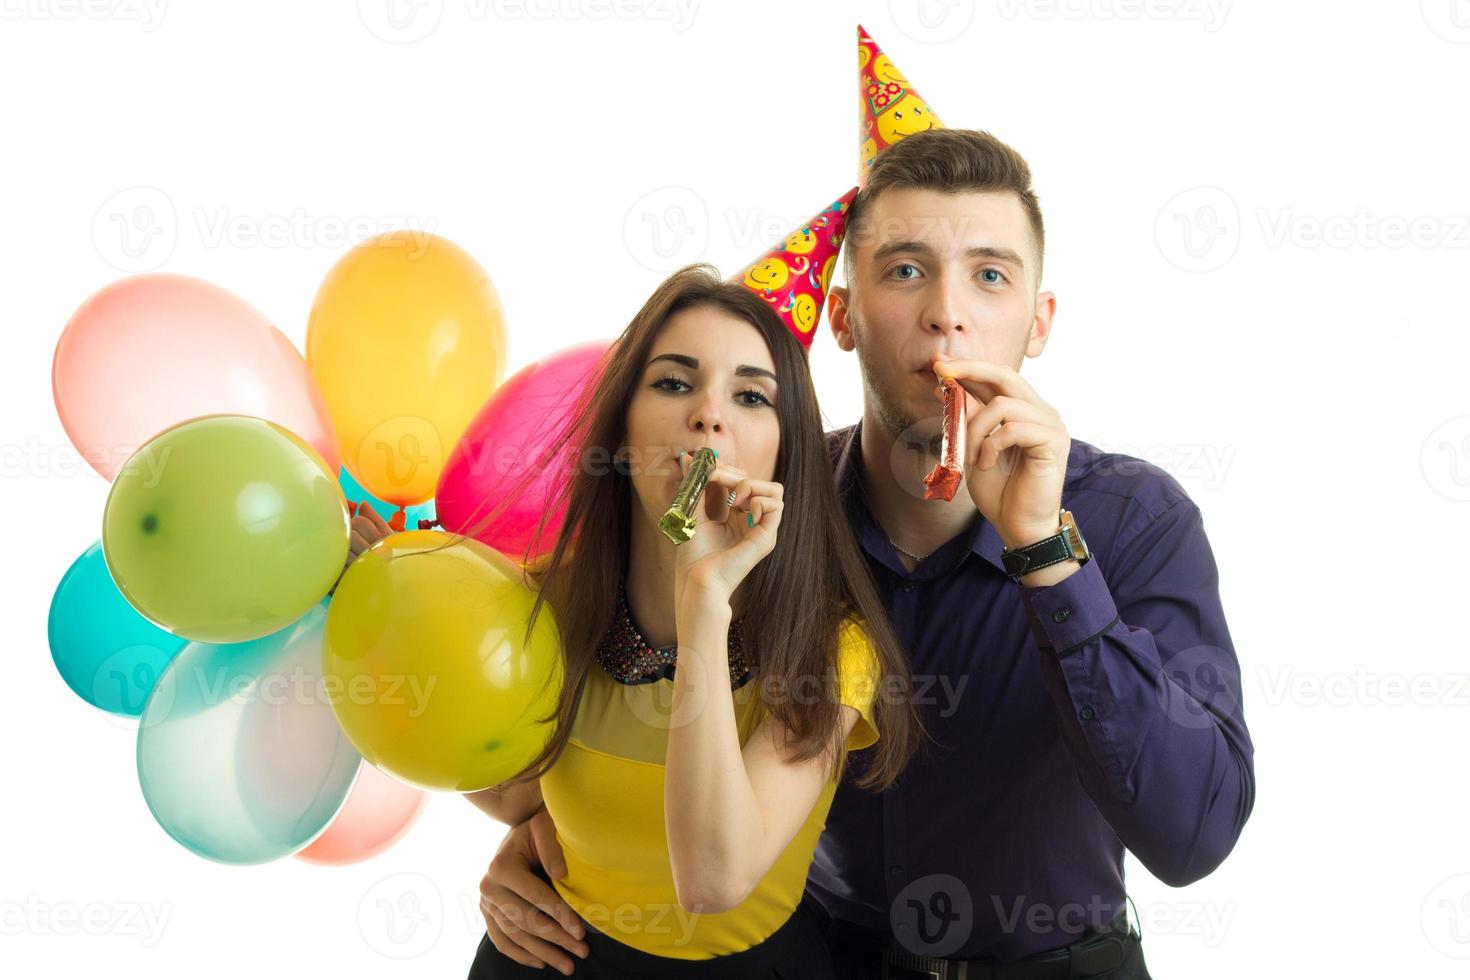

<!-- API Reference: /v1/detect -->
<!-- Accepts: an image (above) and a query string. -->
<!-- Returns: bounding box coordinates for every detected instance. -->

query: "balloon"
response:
[52,273,339,482]
[102,415,349,643]
[307,232,507,508]
[437,340,612,561]
[137,603,360,865]
[49,540,188,716]
[337,466,436,533]
[294,761,427,866]
[323,530,561,791]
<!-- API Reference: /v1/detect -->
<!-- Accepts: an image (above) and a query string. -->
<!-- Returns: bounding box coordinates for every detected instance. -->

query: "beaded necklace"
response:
[596,583,752,690]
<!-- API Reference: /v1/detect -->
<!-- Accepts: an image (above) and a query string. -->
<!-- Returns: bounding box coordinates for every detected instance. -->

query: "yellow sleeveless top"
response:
[538,617,881,960]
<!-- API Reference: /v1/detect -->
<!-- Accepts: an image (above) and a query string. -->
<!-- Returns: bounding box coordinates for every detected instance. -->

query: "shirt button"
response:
[1052,608,1071,623]
[1080,706,1096,721]
[888,865,904,878]
[901,582,916,593]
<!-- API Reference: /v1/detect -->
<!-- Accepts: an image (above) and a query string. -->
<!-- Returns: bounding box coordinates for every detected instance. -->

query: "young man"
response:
[476,129,1254,980]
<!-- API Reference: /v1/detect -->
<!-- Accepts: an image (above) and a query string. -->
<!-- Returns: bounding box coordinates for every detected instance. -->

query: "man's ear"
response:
[1026,290,1057,358]
[827,285,856,353]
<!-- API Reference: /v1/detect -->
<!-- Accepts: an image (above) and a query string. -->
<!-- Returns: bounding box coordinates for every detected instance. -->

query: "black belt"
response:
[881,911,1135,980]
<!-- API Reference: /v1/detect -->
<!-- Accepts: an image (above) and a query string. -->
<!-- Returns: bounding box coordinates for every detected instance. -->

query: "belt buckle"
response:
[882,948,950,980]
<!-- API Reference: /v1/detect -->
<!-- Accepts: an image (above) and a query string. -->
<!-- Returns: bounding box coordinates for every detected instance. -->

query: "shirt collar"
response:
[830,418,1009,577]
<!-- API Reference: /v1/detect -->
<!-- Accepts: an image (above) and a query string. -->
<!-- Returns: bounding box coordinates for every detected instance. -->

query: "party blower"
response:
[658,447,718,544]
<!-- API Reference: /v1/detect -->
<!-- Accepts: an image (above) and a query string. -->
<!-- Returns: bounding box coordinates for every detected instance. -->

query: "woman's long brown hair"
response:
[439,264,922,790]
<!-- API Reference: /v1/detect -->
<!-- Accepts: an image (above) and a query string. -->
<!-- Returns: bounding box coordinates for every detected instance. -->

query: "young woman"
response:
[348,258,921,978]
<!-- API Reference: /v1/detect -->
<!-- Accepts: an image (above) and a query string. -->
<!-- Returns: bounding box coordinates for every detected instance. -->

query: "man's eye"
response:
[980,268,1006,285]
[890,263,920,281]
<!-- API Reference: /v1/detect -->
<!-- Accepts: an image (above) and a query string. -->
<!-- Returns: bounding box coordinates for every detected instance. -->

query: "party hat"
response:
[858,24,945,182]
[730,188,857,352]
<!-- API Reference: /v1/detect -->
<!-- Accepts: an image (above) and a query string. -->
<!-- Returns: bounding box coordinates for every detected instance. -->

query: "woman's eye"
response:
[737,388,774,408]
[980,268,1006,285]
[651,375,690,392]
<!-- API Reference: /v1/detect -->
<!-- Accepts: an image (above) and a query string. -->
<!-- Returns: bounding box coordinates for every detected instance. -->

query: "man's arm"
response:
[1017,495,1255,887]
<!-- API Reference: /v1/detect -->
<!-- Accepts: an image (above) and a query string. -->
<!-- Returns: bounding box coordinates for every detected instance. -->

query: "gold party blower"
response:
[658,447,717,544]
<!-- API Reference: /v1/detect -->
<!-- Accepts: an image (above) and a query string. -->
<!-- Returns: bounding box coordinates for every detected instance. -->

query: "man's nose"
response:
[923,279,968,336]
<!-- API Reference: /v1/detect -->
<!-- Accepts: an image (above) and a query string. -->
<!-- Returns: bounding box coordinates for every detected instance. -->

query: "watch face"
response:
[1061,511,1089,558]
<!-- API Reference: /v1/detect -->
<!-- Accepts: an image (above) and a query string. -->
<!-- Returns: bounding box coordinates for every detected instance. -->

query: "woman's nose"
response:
[691,399,724,433]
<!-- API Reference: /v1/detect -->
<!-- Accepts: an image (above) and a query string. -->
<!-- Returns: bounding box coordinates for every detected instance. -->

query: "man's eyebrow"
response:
[646,352,778,383]
[871,239,1027,269]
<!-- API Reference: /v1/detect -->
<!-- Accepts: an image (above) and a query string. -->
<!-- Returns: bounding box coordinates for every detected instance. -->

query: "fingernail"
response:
[747,513,753,527]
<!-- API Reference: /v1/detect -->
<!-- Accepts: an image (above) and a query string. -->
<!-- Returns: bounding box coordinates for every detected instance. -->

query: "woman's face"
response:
[623,305,782,532]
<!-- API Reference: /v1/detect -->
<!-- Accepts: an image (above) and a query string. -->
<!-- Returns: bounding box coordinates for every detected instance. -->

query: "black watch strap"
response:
[1001,512,1086,582]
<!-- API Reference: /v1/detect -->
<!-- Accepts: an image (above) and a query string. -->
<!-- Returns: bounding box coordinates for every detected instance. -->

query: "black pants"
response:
[468,891,836,979]
[806,894,1152,980]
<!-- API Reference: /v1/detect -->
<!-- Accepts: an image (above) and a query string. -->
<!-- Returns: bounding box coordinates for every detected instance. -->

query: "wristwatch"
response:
[1000,509,1091,582]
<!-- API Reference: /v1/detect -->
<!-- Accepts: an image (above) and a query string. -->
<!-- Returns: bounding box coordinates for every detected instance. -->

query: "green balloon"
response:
[103,415,349,643]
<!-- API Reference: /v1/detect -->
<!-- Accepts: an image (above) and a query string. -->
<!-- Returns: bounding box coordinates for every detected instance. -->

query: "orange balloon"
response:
[307,233,507,506]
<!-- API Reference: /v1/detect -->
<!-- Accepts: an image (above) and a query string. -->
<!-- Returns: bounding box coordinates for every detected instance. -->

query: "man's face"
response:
[829,187,1056,438]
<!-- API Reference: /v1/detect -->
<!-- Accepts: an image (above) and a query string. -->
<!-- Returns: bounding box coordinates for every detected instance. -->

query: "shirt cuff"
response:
[1016,558,1121,656]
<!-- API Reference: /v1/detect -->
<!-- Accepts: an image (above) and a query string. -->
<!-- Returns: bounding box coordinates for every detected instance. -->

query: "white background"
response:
[3,0,1466,976]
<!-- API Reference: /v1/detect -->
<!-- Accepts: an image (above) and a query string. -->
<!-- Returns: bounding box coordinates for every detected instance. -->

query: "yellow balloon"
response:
[307,233,507,506]
[323,530,562,791]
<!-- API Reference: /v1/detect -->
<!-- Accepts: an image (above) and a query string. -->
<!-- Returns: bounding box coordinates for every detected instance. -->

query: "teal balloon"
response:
[137,602,360,864]
[338,466,436,528]
[49,540,187,716]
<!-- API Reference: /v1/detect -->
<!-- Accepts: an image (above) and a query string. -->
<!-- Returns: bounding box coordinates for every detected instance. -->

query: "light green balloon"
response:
[103,415,349,643]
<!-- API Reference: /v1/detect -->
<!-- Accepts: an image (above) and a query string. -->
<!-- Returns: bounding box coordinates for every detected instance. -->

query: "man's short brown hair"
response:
[845,129,1046,287]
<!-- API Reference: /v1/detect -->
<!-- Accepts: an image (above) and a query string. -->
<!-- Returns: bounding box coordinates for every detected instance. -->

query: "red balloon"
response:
[436,341,612,560]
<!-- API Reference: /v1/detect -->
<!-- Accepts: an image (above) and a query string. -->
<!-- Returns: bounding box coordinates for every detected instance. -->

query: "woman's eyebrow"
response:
[647,352,778,384]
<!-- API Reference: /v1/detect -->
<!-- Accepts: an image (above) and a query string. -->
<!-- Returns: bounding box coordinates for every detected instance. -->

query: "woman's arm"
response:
[662,592,859,914]
[465,778,544,827]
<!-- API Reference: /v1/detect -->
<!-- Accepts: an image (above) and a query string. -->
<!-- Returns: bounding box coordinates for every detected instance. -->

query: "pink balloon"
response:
[294,761,428,866]
[52,274,340,481]
[436,340,612,560]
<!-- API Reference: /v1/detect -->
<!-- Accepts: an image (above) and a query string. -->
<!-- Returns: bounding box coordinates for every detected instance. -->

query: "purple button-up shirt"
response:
[808,421,1256,962]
